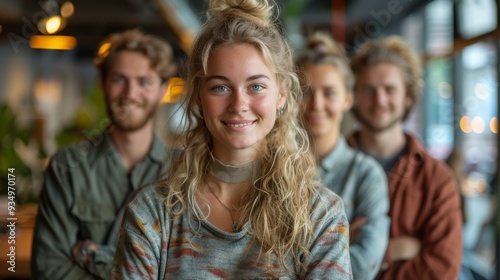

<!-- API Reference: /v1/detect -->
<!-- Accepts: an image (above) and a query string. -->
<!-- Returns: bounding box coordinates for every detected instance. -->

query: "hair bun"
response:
[207,0,275,27]
[305,32,346,57]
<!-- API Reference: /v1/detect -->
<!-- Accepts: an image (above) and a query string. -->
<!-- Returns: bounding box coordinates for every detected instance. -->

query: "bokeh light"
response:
[490,117,498,134]
[471,116,485,133]
[438,82,452,99]
[46,16,62,34]
[460,116,472,133]
[97,42,111,58]
[61,2,74,18]
[474,82,490,100]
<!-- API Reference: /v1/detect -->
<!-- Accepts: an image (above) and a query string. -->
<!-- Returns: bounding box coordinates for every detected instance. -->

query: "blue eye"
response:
[113,76,125,84]
[139,78,153,87]
[212,85,228,92]
[250,84,263,91]
[325,90,335,98]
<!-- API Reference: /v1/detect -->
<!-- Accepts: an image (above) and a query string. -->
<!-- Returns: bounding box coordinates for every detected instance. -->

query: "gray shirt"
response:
[31,133,166,279]
[318,136,390,280]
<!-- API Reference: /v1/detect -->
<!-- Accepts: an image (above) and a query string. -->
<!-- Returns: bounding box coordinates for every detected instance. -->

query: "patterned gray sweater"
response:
[112,185,352,279]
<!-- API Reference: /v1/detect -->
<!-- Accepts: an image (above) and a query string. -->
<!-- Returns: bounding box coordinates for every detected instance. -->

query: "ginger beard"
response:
[106,96,159,132]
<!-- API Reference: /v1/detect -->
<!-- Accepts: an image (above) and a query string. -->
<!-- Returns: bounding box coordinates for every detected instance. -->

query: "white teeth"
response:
[227,122,252,128]
[116,99,139,107]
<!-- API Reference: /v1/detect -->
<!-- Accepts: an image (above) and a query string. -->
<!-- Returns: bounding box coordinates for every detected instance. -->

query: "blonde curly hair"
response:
[94,29,177,82]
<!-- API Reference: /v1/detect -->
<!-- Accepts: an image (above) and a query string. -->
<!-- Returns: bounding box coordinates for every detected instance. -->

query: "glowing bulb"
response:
[46,16,62,34]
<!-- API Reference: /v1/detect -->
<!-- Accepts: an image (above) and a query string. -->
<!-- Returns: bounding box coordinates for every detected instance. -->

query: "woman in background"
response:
[297,32,390,280]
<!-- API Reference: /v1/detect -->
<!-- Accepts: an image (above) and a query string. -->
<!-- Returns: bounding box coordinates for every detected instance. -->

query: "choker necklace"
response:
[209,156,257,184]
[206,182,239,232]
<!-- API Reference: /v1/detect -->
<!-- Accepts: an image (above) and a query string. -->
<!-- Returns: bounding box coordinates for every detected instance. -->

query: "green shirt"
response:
[31,133,166,280]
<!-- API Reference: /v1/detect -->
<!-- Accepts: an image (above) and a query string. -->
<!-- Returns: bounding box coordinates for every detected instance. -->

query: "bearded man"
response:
[348,36,462,280]
[31,29,177,279]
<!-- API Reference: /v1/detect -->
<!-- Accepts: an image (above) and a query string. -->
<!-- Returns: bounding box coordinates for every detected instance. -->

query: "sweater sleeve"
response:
[349,161,390,280]
[379,166,462,280]
[112,188,163,280]
[303,188,353,279]
[112,229,158,280]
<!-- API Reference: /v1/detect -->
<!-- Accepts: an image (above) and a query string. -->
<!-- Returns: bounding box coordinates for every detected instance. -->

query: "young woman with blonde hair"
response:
[297,32,389,279]
[112,0,352,279]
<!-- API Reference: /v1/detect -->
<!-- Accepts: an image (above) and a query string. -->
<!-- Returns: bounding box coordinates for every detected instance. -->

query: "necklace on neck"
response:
[206,182,239,232]
[209,156,257,184]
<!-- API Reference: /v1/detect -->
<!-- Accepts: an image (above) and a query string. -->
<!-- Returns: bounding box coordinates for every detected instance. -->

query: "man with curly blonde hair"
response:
[32,29,177,279]
[348,36,462,280]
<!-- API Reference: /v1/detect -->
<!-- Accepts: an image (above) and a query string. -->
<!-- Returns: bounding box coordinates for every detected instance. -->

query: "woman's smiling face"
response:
[301,63,352,141]
[200,43,286,161]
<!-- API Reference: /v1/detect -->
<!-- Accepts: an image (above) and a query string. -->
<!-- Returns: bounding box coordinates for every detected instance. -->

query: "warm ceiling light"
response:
[29,35,77,50]
[61,2,74,18]
[459,116,472,133]
[97,42,111,60]
[46,16,62,34]
[162,77,185,103]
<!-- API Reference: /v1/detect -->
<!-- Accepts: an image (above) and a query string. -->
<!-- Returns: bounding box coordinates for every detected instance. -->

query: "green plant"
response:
[0,104,37,202]
[56,84,107,146]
